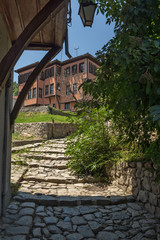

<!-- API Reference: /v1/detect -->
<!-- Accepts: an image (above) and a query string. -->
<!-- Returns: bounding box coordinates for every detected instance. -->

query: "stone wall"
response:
[110,161,160,218]
[53,123,77,138]
[20,105,74,117]
[48,107,75,117]
[14,123,53,139]
[20,106,49,113]
[14,122,77,140]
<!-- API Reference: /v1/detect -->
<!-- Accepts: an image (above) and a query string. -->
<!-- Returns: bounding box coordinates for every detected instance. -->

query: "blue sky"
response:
[14,1,114,82]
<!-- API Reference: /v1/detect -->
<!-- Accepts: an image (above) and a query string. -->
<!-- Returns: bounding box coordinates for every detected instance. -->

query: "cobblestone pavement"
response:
[0,139,159,239]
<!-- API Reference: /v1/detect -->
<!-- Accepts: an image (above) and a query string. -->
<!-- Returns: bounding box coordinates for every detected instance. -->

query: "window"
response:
[66,85,70,95]
[89,62,97,76]
[39,88,42,98]
[56,83,60,91]
[56,66,61,75]
[50,84,54,94]
[53,104,56,108]
[45,85,49,95]
[32,88,36,98]
[28,90,31,99]
[40,71,45,80]
[73,83,78,94]
[79,62,85,73]
[72,64,77,75]
[50,67,54,77]
[65,103,70,110]
[45,69,50,79]
[18,71,32,84]
[64,67,70,77]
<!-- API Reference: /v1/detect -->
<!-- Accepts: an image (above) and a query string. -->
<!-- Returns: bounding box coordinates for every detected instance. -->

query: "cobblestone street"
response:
[0,139,160,239]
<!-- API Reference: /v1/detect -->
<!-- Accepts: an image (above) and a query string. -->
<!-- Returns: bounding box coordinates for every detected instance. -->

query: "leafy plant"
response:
[81,0,160,157]
[13,81,19,96]
[66,107,121,180]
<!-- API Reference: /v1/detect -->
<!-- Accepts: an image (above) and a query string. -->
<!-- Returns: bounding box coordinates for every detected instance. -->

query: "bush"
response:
[66,107,120,180]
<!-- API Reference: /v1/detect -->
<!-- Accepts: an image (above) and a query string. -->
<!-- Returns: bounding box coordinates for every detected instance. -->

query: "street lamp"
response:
[78,0,97,27]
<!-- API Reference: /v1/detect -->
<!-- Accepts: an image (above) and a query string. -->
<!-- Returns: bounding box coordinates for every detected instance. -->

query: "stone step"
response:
[11,158,68,170]
[14,191,135,206]
[41,141,67,145]
[22,167,102,184]
[39,144,67,149]
[12,146,67,154]
[11,165,28,193]
[23,174,100,184]
[12,142,44,152]
[12,139,43,147]
[19,153,69,160]
[12,141,67,153]
[18,180,130,197]
[26,148,66,154]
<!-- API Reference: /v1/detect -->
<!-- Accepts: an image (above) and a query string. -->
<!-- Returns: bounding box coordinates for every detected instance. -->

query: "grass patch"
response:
[12,132,36,141]
[15,112,70,123]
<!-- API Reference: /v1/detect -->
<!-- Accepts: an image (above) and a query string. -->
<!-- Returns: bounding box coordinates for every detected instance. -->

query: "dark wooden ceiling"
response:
[0,0,68,50]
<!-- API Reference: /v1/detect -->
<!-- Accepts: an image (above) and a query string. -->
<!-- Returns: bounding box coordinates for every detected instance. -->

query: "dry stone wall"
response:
[53,123,77,138]
[20,106,49,113]
[20,105,74,117]
[14,122,53,139]
[14,122,77,139]
[110,161,160,218]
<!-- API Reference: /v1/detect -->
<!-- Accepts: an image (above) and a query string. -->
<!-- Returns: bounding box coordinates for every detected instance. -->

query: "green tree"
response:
[82,0,160,155]
[13,81,19,96]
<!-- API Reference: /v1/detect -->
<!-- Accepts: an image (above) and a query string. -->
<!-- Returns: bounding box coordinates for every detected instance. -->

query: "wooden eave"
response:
[0,0,68,51]
[61,53,101,66]
[15,53,100,74]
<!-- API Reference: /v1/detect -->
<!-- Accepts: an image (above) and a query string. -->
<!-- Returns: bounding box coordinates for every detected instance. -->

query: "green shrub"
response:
[66,107,120,180]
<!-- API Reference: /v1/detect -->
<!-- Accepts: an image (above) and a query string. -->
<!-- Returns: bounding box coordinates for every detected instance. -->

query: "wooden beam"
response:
[0,0,65,95]
[10,46,61,127]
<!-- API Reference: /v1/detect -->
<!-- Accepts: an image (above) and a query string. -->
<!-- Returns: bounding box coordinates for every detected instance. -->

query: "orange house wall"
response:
[18,56,99,110]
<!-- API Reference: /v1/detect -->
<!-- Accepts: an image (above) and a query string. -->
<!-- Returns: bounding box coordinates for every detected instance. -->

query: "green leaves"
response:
[13,81,19,96]
[81,0,160,154]
[66,107,117,179]
[149,105,160,126]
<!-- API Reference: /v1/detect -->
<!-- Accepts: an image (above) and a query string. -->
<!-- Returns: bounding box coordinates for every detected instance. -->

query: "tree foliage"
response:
[82,0,160,154]
[13,81,19,96]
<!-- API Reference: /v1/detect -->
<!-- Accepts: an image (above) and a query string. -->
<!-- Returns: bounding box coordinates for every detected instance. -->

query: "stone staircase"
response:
[11,139,129,198]
[0,138,159,240]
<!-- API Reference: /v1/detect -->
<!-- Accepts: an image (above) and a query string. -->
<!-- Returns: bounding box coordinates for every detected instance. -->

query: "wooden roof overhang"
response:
[0,0,69,126]
[0,0,68,51]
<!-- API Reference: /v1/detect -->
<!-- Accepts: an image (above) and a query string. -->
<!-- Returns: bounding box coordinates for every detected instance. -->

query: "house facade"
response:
[16,53,100,111]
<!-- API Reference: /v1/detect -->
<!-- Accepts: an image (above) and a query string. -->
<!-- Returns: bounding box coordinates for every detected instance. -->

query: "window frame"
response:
[45,85,49,95]
[56,83,60,91]
[79,62,85,73]
[50,67,54,77]
[66,85,71,95]
[65,103,70,110]
[73,83,78,94]
[64,67,70,77]
[72,64,77,75]
[39,88,42,98]
[50,83,54,94]
[45,69,50,79]
[28,90,31,99]
[32,88,36,98]
[89,62,97,76]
